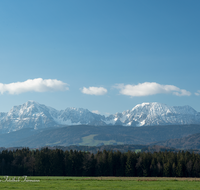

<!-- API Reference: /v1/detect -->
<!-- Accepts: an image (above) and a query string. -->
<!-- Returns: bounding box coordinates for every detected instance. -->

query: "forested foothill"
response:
[1,147,200,177]
[1,124,200,148]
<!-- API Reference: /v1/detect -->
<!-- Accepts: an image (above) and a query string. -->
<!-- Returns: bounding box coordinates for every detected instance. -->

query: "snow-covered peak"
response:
[132,102,151,110]
[0,101,200,134]
[105,102,200,126]
[131,102,197,116]
[132,102,166,111]
[7,101,49,117]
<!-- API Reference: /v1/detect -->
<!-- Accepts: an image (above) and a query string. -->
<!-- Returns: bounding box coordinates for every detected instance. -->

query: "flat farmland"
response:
[0,176,200,190]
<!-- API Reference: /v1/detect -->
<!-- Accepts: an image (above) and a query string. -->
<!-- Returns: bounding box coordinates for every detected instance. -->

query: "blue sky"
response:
[0,0,200,114]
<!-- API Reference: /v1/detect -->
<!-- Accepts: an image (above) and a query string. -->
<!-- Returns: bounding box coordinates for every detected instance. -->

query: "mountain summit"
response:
[0,101,199,133]
[105,102,200,126]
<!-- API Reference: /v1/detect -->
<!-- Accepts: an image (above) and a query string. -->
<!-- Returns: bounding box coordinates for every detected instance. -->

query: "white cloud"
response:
[0,78,69,95]
[195,90,200,96]
[92,110,100,114]
[114,82,191,97]
[81,86,107,95]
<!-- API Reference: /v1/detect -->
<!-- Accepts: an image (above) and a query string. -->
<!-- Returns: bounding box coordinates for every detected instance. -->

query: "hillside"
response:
[152,133,200,149]
[1,124,200,148]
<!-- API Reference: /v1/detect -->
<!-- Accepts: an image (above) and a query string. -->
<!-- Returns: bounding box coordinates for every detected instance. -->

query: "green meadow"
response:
[79,134,124,146]
[0,176,200,190]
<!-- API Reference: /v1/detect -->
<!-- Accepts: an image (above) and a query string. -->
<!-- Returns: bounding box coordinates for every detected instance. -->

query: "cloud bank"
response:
[195,90,200,96]
[0,78,69,95]
[81,86,107,95]
[114,82,191,97]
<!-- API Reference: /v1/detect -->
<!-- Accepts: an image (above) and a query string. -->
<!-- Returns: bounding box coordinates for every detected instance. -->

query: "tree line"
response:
[0,148,200,177]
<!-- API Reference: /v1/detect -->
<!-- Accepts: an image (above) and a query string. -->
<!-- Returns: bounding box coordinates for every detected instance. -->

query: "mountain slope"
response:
[3,124,200,148]
[152,133,200,149]
[0,101,200,133]
[0,101,58,133]
[0,101,105,133]
[106,102,200,126]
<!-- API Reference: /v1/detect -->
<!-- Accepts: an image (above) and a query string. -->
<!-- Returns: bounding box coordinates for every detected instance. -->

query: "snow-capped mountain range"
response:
[0,101,200,133]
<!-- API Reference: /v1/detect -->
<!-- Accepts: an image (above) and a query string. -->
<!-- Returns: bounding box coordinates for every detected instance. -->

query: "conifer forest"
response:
[0,148,200,177]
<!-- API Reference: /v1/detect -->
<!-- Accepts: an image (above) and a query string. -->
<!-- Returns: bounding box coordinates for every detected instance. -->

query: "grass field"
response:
[79,134,124,146]
[0,176,200,190]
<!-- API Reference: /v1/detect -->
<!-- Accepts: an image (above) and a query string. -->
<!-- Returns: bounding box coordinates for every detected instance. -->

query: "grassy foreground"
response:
[0,176,200,190]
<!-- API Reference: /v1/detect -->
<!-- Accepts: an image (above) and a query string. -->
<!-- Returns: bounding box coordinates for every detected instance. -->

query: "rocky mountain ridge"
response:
[0,101,200,133]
